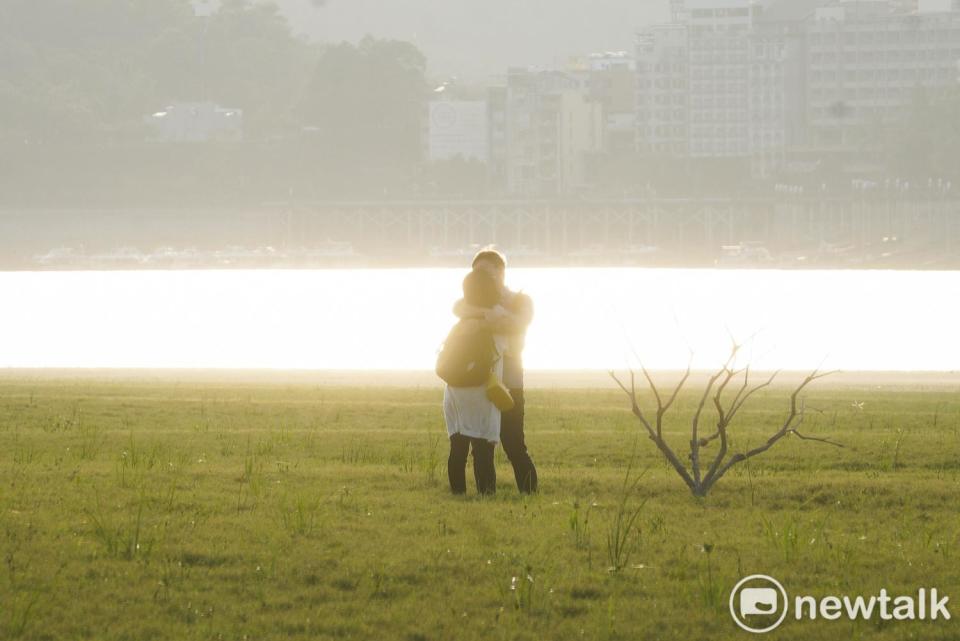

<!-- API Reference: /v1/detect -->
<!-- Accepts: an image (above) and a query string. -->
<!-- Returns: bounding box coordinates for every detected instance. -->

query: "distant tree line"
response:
[0,0,307,142]
[0,0,431,205]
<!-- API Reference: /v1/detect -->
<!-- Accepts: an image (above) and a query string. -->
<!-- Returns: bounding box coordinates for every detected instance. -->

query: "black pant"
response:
[448,434,496,495]
[500,389,538,493]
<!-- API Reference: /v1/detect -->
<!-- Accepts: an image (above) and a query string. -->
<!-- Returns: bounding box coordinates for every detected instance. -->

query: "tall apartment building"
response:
[637,0,960,176]
[502,69,603,197]
[756,0,824,150]
[637,0,788,175]
[804,0,960,148]
[686,0,757,159]
[750,8,796,174]
[636,25,689,156]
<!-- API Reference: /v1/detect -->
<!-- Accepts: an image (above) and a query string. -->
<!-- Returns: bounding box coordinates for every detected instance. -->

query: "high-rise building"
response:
[636,25,689,156]
[635,0,960,175]
[804,0,960,148]
[685,0,761,160]
[503,69,603,197]
[637,0,788,174]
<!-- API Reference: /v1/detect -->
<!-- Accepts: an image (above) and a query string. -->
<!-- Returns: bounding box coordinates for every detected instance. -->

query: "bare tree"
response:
[609,344,843,497]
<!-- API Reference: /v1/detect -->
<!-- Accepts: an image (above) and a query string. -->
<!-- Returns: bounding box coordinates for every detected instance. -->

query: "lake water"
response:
[0,268,957,371]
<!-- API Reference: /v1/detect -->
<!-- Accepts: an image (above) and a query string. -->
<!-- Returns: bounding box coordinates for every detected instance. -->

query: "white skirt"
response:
[442,335,507,443]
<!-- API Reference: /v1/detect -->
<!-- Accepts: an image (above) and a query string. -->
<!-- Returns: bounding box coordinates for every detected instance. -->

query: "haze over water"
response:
[1,268,957,372]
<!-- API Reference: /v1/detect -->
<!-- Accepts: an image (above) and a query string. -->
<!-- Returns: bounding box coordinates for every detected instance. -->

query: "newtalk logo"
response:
[729,575,952,634]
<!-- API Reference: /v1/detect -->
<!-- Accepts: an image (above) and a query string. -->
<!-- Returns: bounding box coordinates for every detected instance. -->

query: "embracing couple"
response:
[437,248,538,496]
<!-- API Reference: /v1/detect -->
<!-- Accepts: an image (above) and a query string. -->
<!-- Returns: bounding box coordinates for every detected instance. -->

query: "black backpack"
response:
[435,321,496,387]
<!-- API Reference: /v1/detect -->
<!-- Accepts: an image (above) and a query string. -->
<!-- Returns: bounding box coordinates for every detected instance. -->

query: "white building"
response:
[145,102,243,143]
[427,100,489,162]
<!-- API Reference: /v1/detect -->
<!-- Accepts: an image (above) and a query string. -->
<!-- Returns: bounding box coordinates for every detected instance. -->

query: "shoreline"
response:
[2,368,958,389]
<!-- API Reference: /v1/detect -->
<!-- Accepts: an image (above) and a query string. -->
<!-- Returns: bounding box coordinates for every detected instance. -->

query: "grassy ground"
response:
[0,378,958,640]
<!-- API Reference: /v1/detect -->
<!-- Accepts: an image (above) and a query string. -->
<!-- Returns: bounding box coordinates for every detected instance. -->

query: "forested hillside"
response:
[272,0,667,78]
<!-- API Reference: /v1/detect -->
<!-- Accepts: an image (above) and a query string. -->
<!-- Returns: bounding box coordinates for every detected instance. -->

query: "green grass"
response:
[0,379,958,640]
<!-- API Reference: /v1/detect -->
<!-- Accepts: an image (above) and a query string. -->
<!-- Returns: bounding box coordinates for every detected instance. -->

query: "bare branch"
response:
[616,350,841,497]
[690,345,740,484]
[727,370,779,424]
[609,369,633,401]
[711,366,740,424]
[661,359,692,415]
[690,368,724,485]
[700,366,748,484]
[789,430,845,448]
[610,369,699,494]
[640,365,662,410]
[725,365,751,417]
[610,370,655,439]
[702,369,839,493]
[656,362,692,438]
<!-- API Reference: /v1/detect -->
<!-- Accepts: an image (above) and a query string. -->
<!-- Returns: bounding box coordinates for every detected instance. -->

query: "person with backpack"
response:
[452,248,538,494]
[438,268,511,495]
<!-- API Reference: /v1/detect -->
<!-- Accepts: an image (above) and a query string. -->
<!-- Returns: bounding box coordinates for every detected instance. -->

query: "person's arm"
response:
[452,298,486,319]
[453,293,534,333]
[483,292,533,335]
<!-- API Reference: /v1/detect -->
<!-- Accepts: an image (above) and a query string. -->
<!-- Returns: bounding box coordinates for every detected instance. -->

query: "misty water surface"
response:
[0,268,957,371]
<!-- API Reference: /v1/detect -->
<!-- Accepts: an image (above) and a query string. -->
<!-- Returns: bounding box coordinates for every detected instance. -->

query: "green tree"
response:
[0,0,311,142]
[298,37,427,169]
[0,0,196,142]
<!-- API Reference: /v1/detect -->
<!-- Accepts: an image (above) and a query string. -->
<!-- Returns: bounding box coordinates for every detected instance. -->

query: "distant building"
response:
[756,0,821,151]
[803,0,960,149]
[685,0,763,161]
[144,102,243,143]
[636,24,689,156]
[635,0,960,176]
[503,69,603,197]
[487,86,509,191]
[427,100,489,162]
[637,0,787,174]
[190,0,221,18]
[569,52,638,153]
[749,6,792,176]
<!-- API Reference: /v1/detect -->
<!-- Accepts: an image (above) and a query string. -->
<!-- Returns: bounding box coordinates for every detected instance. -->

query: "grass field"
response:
[0,377,958,640]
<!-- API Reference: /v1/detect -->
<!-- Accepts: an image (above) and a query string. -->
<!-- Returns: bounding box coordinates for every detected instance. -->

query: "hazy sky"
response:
[272,0,669,81]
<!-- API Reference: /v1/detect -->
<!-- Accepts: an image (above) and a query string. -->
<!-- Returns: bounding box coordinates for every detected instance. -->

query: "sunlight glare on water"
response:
[0,268,957,371]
